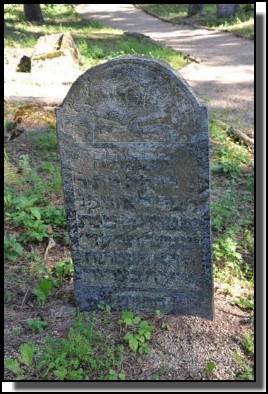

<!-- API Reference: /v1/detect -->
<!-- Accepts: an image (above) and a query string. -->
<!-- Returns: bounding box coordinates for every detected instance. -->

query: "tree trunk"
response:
[188,4,204,17]
[217,4,238,18]
[24,4,44,24]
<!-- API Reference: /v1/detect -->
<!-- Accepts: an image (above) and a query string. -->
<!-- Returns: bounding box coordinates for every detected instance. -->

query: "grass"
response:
[4,4,188,70]
[37,313,125,380]
[209,118,254,289]
[5,313,125,380]
[139,4,254,39]
[208,117,254,379]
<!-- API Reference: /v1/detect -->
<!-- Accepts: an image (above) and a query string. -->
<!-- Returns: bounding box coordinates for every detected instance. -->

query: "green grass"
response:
[4,4,188,70]
[208,116,254,293]
[4,128,67,252]
[209,118,253,175]
[47,312,121,381]
[233,351,254,380]
[139,4,254,39]
[31,130,58,153]
[5,313,125,380]
[242,332,254,357]
[76,34,188,70]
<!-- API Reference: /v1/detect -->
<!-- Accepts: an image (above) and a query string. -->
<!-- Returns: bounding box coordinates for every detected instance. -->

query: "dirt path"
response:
[75,4,254,131]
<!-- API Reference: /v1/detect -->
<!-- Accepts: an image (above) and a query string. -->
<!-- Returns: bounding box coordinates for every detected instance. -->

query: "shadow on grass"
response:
[139,4,254,39]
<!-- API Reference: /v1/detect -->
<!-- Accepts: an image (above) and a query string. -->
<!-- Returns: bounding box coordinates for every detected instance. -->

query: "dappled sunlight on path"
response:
[75,4,254,128]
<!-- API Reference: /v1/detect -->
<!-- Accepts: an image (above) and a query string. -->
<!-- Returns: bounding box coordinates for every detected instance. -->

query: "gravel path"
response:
[75,4,254,130]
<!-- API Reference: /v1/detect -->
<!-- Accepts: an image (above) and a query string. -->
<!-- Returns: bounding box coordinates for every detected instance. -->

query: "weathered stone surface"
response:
[56,56,213,319]
[31,33,80,81]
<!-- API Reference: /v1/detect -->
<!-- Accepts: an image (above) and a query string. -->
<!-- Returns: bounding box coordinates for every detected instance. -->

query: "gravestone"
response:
[31,33,80,82]
[56,57,214,319]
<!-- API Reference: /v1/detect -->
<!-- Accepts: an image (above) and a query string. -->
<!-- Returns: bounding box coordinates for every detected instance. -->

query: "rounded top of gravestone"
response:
[64,55,201,100]
[61,56,203,108]
[57,56,207,145]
